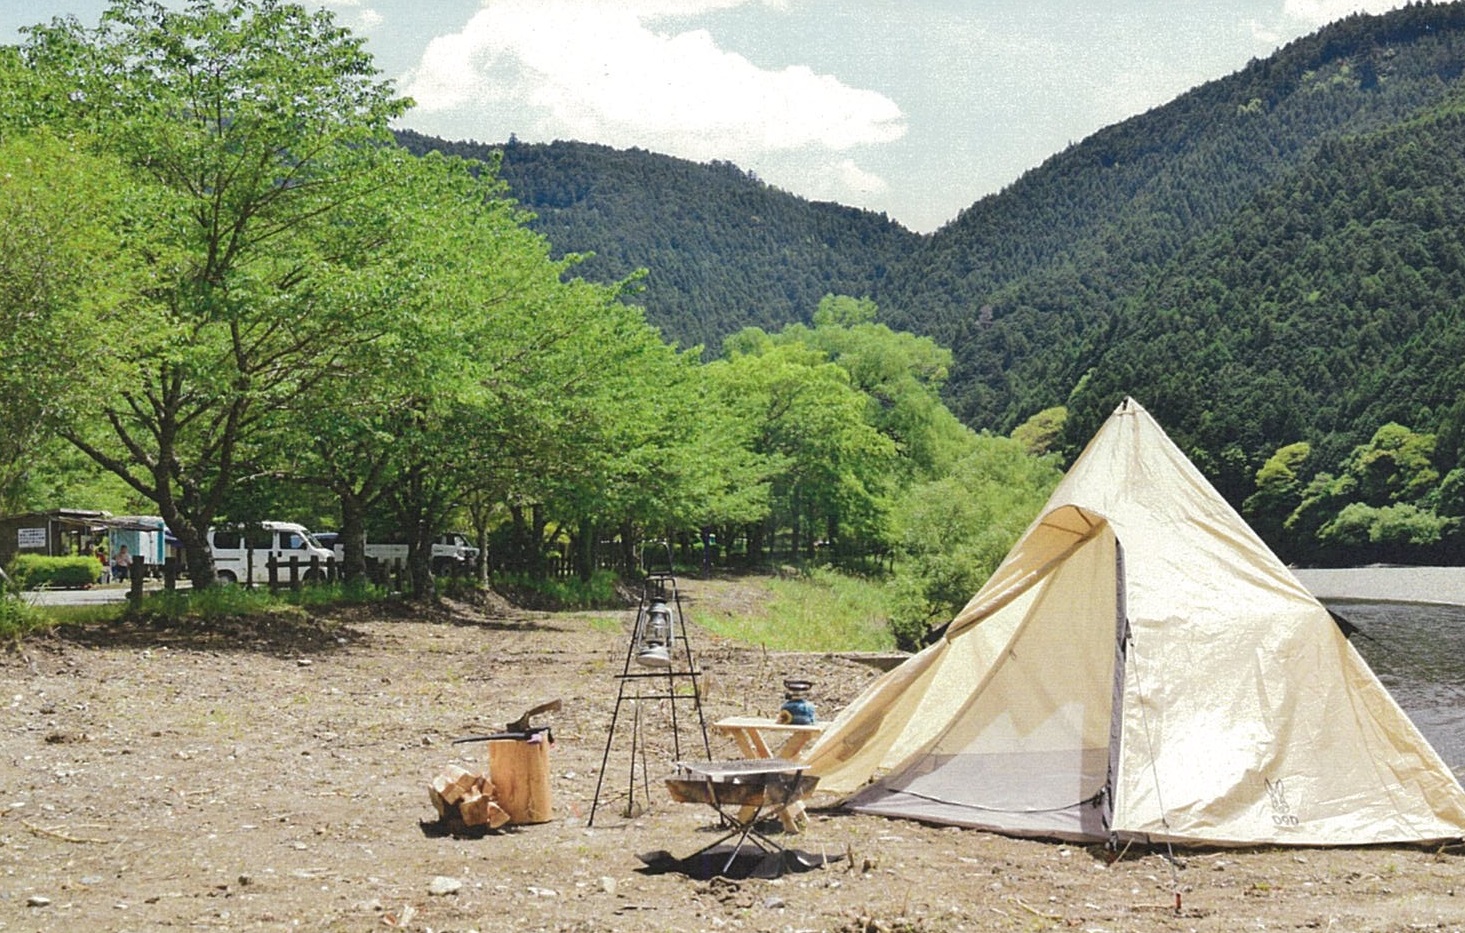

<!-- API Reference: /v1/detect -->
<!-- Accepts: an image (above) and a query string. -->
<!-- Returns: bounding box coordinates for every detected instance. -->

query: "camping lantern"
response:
[635,597,673,668]
[589,568,711,826]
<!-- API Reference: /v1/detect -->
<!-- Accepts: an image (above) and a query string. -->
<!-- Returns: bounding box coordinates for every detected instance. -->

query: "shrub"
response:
[886,435,1061,646]
[12,554,102,588]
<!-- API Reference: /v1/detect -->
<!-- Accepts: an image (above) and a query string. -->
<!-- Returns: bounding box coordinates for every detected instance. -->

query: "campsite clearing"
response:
[3,579,1463,932]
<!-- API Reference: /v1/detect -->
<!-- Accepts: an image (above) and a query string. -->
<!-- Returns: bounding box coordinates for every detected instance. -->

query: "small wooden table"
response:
[711,716,826,830]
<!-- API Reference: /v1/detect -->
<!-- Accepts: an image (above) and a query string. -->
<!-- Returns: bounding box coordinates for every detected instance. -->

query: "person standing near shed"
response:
[113,544,131,584]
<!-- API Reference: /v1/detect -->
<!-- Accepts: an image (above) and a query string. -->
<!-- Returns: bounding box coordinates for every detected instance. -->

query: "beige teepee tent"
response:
[803,398,1465,845]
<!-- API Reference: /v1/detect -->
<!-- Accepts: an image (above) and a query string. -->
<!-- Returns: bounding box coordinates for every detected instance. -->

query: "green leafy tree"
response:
[1011,406,1068,456]
[1286,424,1446,563]
[1318,501,1450,561]
[801,295,972,483]
[1242,441,1311,557]
[886,435,1062,649]
[19,0,411,585]
[476,277,690,585]
[0,132,139,513]
[269,148,565,587]
[712,336,897,563]
[1434,467,1465,520]
[1343,423,1438,506]
[1317,502,1383,550]
[1369,504,1451,549]
[663,361,780,571]
[1285,471,1355,563]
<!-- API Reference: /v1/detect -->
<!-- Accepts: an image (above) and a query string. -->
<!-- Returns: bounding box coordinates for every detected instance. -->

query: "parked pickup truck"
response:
[321,531,479,575]
[432,532,480,572]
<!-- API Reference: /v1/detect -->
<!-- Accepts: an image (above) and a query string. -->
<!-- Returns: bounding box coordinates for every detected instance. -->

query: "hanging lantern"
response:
[635,597,673,668]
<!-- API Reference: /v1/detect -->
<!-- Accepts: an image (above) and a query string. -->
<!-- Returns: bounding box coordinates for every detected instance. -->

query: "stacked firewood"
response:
[428,764,511,830]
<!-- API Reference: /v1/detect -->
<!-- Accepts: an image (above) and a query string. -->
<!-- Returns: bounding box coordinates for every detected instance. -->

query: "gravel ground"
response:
[1295,566,1465,607]
[3,577,1463,932]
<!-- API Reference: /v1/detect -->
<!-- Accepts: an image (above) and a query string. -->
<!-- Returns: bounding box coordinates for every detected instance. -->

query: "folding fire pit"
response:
[666,758,819,876]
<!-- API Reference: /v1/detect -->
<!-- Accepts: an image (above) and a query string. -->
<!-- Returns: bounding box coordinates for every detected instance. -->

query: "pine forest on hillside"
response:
[400,2,1465,567]
[394,131,922,353]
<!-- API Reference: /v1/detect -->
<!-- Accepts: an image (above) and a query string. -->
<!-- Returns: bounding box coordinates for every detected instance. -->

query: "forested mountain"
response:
[394,131,921,351]
[400,3,1465,529]
[25,0,1465,601]
[1063,98,1465,504]
[884,2,1465,441]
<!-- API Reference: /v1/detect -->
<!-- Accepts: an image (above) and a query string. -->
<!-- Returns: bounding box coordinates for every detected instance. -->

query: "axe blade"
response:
[507,698,562,733]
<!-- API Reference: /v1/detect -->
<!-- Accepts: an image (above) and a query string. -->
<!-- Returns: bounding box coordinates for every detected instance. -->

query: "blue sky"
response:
[1,1,1414,232]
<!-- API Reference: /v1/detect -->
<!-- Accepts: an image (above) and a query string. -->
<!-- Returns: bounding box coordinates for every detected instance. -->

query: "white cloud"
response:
[831,159,888,196]
[1246,18,1284,44]
[401,0,905,166]
[318,0,383,31]
[583,0,756,14]
[1282,0,1408,27]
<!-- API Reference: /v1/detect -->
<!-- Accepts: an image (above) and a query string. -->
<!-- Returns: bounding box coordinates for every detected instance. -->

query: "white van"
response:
[208,521,334,584]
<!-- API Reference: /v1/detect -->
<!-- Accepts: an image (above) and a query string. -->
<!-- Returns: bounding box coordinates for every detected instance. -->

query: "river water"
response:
[1335,601,1465,779]
[1290,567,1465,776]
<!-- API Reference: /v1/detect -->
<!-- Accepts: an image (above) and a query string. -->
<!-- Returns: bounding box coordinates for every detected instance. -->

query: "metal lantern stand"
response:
[588,568,711,826]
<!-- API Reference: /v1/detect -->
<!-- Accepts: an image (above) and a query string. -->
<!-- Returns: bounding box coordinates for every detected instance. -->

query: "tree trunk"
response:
[527,504,548,581]
[337,494,368,583]
[746,521,765,567]
[468,498,493,584]
[573,517,594,583]
[177,529,216,589]
[407,530,434,599]
[508,504,531,576]
[405,494,436,600]
[789,487,803,565]
[153,505,216,590]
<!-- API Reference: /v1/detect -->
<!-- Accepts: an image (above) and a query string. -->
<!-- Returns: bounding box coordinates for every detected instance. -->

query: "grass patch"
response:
[141,579,390,620]
[494,570,621,611]
[689,568,896,652]
[7,580,391,637]
[586,614,623,634]
[29,601,127,627]
[0,594,53,641]
[143,584,283,620]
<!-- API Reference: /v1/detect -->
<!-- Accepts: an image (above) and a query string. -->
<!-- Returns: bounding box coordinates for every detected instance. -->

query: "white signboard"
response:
[16,527,47,549]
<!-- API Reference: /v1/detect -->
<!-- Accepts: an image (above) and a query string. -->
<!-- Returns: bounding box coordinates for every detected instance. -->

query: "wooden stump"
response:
[487,737,553,824]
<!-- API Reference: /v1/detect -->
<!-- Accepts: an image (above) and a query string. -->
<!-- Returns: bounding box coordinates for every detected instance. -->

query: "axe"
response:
[506,698,562,733]
[453,698,562,744]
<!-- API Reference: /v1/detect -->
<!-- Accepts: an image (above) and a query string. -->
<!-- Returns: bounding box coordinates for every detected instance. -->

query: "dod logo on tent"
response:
[802,398,1465,846]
